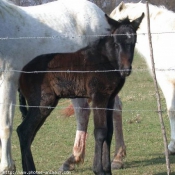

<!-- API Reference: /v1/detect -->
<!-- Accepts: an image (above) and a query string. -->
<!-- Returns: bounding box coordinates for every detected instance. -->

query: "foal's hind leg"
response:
[111,96,126,169]
[17,94,58,174]
[59,98,90,171]
[17,108,41,173]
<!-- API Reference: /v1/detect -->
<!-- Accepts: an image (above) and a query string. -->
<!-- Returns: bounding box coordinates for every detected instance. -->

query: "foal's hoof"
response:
[111,160,124,169]
[59,163,75,172]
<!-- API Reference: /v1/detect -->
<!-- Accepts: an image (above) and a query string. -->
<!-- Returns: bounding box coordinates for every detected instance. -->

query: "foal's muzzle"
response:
[120,67,132,78]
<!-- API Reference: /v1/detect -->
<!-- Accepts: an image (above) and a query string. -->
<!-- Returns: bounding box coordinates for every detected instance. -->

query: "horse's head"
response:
[110,2,145,24]
[105,13,144,77]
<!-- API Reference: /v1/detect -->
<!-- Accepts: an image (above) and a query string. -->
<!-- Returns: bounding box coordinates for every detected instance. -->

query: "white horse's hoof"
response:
[168,140,175,154]
[167,150,175,155]
[0,163,16,175]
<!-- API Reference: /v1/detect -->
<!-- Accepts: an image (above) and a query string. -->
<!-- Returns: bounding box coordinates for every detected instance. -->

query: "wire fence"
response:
[0,31,174,111]
[0,0,175,114]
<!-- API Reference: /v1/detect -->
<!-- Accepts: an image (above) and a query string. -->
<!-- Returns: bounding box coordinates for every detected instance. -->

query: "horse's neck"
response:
[136,4,175,33]
[82,46,114,68]
[135,4,175,69]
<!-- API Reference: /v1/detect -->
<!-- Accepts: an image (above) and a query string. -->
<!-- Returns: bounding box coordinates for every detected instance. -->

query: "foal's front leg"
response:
[102,99,114,173]
[92,99,112,175]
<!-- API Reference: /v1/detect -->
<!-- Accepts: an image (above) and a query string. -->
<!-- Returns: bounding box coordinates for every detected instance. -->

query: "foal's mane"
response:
[117,17,130,25]
[79,16,133,54]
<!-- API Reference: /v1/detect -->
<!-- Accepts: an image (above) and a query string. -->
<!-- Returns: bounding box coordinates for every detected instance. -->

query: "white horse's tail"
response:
[18,89,28,120]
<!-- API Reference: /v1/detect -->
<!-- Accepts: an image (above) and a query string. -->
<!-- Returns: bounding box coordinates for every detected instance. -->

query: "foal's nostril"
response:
[120,68,131,77]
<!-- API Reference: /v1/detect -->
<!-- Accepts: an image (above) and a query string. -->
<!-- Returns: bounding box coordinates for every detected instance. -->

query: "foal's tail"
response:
[60,103,75,117]
[18,89,28,120]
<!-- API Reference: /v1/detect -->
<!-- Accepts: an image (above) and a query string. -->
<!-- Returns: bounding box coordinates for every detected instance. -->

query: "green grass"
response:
[12,52,175,175]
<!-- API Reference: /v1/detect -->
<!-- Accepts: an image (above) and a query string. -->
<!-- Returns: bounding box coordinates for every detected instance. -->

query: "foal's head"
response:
[105,13,144,77]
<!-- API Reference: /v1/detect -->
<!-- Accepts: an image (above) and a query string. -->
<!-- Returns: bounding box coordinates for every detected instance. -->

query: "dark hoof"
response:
[111,160,124,169]
[59,163,75,172]
[105,172,112,175]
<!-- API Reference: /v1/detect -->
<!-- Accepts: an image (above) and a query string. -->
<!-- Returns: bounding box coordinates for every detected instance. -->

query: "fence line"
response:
[146,2,170,174]
[1,68,175,74]
[0,27,175,113]
[0,31,175,40]
[0,102,168,112]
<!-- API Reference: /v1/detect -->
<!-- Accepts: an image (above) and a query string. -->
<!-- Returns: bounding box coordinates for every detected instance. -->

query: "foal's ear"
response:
[132,13,144,31]
[105,14,120,29]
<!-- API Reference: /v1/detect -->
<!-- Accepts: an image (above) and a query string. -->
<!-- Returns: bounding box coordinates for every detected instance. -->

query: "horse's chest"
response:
[87,73,120,95]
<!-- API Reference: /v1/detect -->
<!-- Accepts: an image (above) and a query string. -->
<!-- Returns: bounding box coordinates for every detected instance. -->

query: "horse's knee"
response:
[17,123,31,148]
[17,125,24,145]
[72,98,90,131]
[94,128,107,142]
[0,127,12,140]
[72,99,90,117]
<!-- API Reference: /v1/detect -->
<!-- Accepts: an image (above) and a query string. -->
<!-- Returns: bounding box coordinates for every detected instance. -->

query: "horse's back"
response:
[1,0,110,71]
[11,0,108,36]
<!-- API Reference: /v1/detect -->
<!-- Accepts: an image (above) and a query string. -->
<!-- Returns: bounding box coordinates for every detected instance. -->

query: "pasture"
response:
[11,52,175,174]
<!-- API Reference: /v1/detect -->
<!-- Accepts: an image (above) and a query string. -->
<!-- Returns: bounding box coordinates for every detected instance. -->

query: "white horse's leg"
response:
[0,74,16,174]
[59,98,90,171]
[111,96,126,169]
[157,76,175,153]
[0,78,2,158]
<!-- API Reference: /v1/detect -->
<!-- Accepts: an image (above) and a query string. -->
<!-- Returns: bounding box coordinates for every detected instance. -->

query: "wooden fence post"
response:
[146,1,171,174]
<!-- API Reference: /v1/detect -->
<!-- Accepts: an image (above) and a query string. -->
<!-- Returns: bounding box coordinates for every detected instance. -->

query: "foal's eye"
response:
[114,43,119,49]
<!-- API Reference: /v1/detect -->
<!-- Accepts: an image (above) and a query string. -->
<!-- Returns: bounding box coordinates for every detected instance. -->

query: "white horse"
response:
[0,0,112,174]
[111,1,175,154]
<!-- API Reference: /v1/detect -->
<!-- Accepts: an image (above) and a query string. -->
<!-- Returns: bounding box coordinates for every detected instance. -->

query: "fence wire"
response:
[0,32,174,112]
[0,32,175,40]
[0,101,168,113]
